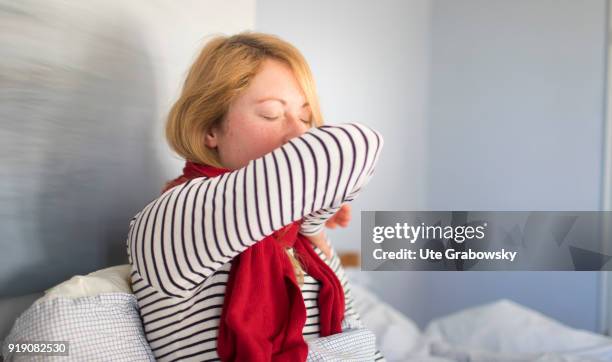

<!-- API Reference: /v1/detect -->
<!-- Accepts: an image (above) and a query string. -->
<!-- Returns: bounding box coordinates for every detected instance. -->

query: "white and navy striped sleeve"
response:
[298,123,382,236]
[127,122,384,298]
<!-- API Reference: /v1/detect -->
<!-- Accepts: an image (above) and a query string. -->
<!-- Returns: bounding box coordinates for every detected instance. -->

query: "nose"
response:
[282,113,308,143]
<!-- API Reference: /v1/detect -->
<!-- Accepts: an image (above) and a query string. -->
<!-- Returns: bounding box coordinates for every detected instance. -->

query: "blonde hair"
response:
[165,31,324,286]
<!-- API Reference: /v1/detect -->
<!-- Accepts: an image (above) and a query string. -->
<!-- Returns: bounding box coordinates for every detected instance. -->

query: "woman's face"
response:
[204,58,313,170]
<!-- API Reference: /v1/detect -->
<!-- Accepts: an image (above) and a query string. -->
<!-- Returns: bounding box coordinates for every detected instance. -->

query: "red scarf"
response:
[162,161,346,361]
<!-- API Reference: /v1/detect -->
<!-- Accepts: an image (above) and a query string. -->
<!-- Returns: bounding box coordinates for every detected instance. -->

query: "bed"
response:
[3,255,612,362]
[345,268,612,362]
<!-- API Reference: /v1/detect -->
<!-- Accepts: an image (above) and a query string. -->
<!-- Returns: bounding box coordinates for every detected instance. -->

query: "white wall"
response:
[425,0,606,333]
[256,0,607,332]
[255,0,436,330]
[255,0,431,249]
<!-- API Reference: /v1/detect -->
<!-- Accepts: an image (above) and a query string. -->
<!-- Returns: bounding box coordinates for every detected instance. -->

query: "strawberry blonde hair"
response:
[165,31,324,167]
[165,31,325,285]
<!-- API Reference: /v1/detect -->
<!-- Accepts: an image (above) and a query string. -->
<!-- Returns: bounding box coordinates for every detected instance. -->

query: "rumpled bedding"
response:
[345,270,612,362]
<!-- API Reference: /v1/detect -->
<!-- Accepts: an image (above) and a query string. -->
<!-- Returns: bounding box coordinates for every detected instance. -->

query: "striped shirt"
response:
[126,122,385,361]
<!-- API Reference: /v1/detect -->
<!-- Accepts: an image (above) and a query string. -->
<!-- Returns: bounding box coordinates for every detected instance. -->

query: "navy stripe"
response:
[271,151,285,225]
[220,172,238,254]
[191,181,215,274]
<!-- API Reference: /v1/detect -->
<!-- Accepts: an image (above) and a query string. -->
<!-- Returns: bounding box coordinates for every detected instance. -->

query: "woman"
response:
[127,31,385,361]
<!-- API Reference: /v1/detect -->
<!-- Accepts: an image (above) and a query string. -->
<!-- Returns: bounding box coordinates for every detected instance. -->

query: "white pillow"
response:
[40,264,131,301]
[1,265,155,361]
[2,293,154,362]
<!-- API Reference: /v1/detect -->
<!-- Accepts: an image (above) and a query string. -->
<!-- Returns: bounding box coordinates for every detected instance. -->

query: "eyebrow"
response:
[255,97,309,107]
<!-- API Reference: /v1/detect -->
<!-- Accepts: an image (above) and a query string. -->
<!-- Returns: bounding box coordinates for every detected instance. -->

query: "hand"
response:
[305,230,332,259]
[303,205,350,259]
[325,204,351,229]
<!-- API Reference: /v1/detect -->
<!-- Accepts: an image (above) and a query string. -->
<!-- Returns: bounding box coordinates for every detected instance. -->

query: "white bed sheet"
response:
[345,270,612,362]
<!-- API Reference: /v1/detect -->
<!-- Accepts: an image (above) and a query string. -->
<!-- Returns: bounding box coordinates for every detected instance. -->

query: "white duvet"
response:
[345,270,612,362]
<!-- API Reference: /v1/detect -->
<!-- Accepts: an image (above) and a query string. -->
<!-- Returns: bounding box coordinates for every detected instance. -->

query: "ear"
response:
[204,127,218,149]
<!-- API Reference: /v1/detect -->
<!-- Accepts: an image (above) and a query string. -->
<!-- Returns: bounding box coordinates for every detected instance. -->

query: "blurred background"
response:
[1,0,610,337]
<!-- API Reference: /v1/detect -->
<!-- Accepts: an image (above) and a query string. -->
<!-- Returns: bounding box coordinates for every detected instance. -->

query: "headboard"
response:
[338,251,361,268]
[0,3,164,297]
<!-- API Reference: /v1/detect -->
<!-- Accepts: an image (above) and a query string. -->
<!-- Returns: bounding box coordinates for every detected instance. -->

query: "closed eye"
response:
[261,115,279,120]
[261,114,311,124]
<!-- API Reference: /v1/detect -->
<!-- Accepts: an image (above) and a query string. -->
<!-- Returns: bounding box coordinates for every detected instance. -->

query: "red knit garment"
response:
[161,161,346,362]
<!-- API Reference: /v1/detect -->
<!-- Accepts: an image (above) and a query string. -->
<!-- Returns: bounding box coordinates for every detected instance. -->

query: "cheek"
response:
[225,117,283,164]
[247,126,283,156]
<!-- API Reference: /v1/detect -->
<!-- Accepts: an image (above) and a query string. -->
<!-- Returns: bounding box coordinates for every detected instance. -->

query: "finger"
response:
[337,220,349,227]
[337,213,351,223]
[338,208,351,220]
[326,220,337,229]
[337,210,351,220]
[341,206,352,219]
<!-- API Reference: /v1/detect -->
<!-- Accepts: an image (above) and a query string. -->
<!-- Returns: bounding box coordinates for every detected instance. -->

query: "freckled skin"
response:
[204,58,311,170]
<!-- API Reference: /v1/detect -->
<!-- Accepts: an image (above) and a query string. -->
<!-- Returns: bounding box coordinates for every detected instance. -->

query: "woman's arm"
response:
[298,126,381,236]
[126,122,384,298]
